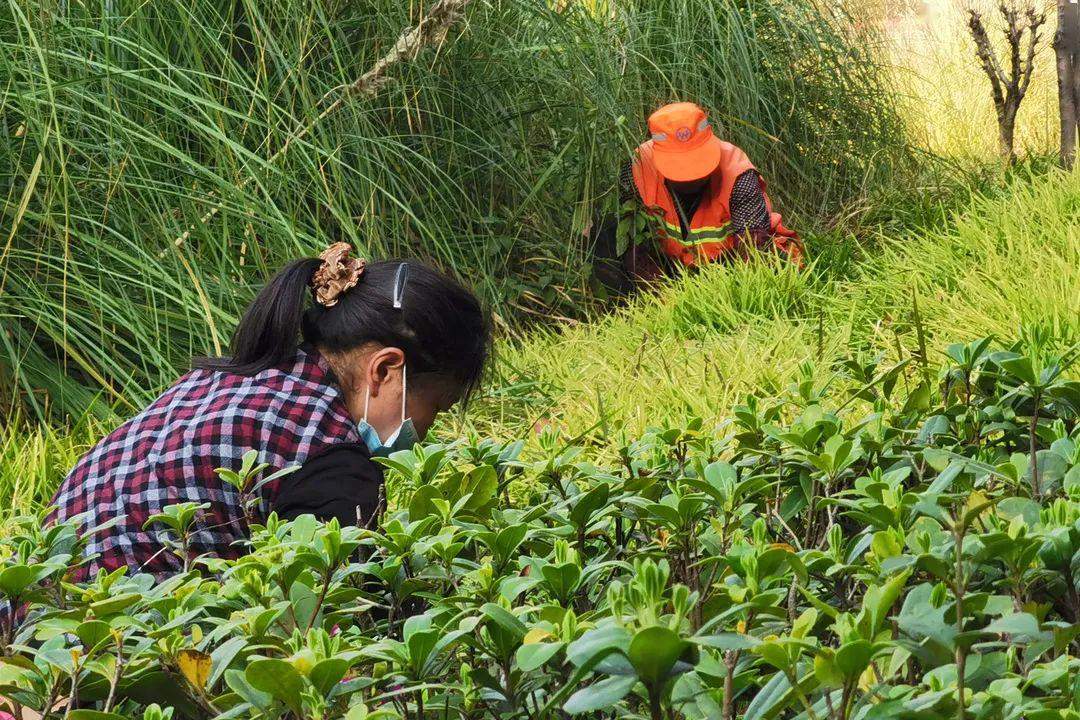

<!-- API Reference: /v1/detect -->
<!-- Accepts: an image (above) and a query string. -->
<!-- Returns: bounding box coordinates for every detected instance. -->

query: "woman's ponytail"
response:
[194,258,322,375]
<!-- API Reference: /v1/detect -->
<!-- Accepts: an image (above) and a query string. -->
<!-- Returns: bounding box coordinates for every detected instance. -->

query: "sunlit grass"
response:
[0,420,98,519]
[881,0,1058,161]
[461,166,1080,451]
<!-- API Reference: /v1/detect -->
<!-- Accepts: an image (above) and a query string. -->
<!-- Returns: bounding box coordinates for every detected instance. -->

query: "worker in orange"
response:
[594,102,802,292]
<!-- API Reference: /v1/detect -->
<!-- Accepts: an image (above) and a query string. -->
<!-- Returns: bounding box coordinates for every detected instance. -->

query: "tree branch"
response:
[170,0,473,250]
[1004,2,1023,96]
[1020,8,1048,95]
[968,10,1008,113]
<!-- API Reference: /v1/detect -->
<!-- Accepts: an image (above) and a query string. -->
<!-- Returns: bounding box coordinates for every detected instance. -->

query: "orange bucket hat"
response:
[647,102,724,182]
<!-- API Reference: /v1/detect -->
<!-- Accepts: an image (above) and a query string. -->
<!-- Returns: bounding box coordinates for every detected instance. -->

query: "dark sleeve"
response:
[271,443,385,529]
[589,162,644,295]
[618,162,637,205]
[728,170,770,236]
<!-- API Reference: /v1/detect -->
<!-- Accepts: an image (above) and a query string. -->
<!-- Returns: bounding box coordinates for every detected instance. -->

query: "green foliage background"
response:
[3,1,1080,718]
[1,0,907,423]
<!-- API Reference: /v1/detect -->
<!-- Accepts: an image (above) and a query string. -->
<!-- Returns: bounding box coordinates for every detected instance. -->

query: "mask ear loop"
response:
[361,370,402,434]
[401,364,408,423]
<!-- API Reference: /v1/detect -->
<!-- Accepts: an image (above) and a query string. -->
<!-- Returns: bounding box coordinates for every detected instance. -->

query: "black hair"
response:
[195,256,491,403]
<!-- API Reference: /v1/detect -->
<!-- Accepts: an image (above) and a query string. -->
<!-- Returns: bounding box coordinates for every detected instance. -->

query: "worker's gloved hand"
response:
[739,229,805,267]
[729,229,781,260]
[622,243,667,285]
[751,229,777,252]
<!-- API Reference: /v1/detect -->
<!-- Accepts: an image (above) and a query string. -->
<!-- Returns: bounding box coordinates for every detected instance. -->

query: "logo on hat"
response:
[675,127,692,142]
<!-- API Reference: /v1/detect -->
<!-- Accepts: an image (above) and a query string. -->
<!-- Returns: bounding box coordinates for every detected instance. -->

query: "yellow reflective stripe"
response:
[653,208,736,247]
[664,234,734,248]
[657,226,734,247]
[689,228,734,239]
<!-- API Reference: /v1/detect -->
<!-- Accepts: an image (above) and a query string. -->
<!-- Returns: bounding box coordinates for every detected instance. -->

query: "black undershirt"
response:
[272,442,385,528]
[670,185,704,233]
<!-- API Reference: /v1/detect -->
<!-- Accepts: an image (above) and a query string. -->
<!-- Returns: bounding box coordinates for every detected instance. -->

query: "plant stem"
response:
[722,650,739,720]
[306,570,333,631]
[784,668,820,720]
[648,687,663,720]
[42,676,61,719]
[954,523,967,720]
[825,691,837,720]
[181,533,191,573]
[64,665,79,718]
[1029,395,1041,498]
[103,635,126,712]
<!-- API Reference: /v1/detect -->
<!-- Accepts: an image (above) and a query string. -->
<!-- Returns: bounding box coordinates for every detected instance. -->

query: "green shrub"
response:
[3,335,1079,719]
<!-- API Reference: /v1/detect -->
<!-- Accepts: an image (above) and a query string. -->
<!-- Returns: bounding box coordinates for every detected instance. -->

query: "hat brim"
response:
[653,135,724,182]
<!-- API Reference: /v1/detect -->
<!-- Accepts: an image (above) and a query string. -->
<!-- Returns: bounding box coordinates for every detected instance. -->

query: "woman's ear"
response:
[365,346,406,398]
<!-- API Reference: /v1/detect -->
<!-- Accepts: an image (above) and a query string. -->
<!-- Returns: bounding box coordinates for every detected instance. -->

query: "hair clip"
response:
[392,262,409,310]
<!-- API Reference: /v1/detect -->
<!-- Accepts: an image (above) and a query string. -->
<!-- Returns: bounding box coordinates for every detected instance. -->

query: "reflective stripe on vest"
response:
[659,220,736,247]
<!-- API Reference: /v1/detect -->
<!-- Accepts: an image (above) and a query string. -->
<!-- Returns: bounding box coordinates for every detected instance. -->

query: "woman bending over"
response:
[49,243,490,579]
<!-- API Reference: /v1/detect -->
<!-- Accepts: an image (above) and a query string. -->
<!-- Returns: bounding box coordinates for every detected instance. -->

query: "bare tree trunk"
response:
[968,3,1046,164]
[1058,0,1080,167]
[1001,105,1019,161]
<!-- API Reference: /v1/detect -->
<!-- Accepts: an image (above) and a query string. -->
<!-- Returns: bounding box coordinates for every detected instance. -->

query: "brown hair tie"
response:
[311,242,366,307]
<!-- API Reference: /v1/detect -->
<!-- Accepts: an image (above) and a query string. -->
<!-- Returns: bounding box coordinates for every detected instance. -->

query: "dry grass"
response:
[878,0,1058,161]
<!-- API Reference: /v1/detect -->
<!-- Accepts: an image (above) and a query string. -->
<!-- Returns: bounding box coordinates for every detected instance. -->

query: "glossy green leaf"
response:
[515,641,564,672]
[563,675,638,714]
[627,626,693,686]
[245,658,304,714]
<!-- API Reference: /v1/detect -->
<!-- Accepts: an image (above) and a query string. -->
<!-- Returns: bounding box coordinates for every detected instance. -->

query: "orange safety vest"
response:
[631,140,802,266]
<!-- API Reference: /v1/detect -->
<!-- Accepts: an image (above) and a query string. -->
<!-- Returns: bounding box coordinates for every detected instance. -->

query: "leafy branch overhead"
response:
[2,333,1080,719]
[967,2,1047,163]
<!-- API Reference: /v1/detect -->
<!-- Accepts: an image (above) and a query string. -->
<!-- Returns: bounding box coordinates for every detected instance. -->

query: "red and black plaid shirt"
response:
[48,347,359,580]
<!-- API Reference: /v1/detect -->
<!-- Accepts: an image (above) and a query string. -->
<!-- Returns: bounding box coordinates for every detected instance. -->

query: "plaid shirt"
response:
[48,347,359,580]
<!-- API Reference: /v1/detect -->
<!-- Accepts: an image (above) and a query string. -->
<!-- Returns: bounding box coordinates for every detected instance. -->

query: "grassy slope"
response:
[462,167,1080,446]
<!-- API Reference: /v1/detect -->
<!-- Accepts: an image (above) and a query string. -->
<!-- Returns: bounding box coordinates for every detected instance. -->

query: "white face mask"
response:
[356,364,419,457]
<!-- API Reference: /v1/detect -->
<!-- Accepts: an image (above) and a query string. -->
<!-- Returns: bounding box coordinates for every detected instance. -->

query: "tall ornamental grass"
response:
[1,0,908,423]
